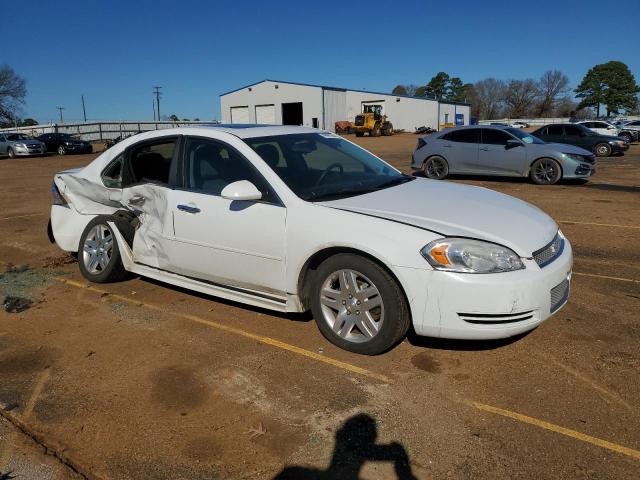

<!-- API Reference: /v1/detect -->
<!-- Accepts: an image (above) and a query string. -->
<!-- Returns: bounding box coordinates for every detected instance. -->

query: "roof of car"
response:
[141,124,326,140]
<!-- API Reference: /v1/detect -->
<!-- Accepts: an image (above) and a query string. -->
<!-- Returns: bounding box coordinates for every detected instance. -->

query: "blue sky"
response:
[4,0,639,123]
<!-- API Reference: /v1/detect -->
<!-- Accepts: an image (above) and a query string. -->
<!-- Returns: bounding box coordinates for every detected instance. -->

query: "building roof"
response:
[220,79,471,107]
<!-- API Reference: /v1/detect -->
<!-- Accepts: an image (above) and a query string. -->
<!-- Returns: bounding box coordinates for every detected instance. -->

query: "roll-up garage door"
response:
[255,104,276,124]
[230,106,249,124]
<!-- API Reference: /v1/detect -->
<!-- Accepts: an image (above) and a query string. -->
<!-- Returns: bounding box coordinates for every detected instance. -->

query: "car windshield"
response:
[245,133,412,201]
[505,128,545,144]
[6,134,29,141]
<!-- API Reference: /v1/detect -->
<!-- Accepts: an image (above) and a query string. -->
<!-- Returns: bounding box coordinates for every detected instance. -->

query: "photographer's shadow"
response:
[273,413,417,480]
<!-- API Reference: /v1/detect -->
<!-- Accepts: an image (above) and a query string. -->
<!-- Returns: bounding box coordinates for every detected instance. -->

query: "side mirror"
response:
[221,180,262,201]
[506,139,522,149]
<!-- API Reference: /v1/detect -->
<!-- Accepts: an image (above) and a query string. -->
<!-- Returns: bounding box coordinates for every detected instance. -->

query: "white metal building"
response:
[220,80,471,132]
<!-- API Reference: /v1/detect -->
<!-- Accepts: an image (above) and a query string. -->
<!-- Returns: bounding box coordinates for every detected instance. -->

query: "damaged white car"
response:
[49,126,572,355]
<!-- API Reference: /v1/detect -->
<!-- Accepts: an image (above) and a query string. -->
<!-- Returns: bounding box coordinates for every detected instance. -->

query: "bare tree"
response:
[0,65,26,124]
[471,78,506,119]
[537,70,569,117]
[503,79,540,118]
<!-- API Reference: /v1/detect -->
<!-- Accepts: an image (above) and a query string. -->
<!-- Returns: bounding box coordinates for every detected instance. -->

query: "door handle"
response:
[177,204,201,214]
[479,147,489,151]
[443,144,452,148]
[128,195,146,206]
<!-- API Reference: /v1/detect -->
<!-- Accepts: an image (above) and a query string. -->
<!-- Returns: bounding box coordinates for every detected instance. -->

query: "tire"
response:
[78,216,128,283]
[594,143,611,157]
[619,133,632,144]
[422,155,449,180]
[530,158,562,185]
[7,148,15,159]
[382,122,394,136]
[355,131,364,137]
[310,254,410,355]
[370,123,381,137]
[57,145,66,155]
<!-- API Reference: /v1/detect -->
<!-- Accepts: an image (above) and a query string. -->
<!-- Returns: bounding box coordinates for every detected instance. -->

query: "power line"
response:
[153,86,162,121]
[56,106,65,124]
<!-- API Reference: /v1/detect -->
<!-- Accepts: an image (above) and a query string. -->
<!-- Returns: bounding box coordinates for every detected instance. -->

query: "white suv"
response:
[576,121,619,136]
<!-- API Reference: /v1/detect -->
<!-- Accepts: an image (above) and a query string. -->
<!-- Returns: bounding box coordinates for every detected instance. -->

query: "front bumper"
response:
[12,145,46,156]
[403,239,573,340]
[611,142,629,154]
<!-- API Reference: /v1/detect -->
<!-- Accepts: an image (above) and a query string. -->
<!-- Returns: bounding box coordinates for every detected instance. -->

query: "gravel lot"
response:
[0,134,639,479]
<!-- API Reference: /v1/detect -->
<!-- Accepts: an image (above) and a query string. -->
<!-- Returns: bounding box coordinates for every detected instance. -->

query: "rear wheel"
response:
[594,143,611,157]
[78,216,127,283]
[57,145,66,155]
[530,158,561,185]
[355,131,364,137]
[310,254,410,355]
[7,148,15,159]
[423,155,449,180]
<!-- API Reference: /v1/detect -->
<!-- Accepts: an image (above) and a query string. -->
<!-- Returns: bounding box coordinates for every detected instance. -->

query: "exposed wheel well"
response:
[296,247,411,316]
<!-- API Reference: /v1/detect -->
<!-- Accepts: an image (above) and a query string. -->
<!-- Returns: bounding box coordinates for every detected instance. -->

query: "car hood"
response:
[538,143,593,155]
[12,139,42,145]
[319,178,558,256]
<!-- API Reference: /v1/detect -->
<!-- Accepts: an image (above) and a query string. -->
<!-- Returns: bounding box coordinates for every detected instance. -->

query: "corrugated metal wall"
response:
[322,89,346,132]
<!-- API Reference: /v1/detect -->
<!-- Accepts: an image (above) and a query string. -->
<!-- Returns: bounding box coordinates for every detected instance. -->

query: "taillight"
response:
[417,138,427,150]
[51,181,68,206]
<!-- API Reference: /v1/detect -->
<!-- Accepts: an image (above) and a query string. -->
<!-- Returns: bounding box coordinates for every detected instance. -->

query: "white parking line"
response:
[573,272,640,284]
[0,213,45,221]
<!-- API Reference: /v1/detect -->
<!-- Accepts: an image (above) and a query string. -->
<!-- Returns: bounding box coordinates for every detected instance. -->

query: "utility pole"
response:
[153,99,156,121]
[56,106,65,124]
[81,95,87,122]
[153,86,162,121]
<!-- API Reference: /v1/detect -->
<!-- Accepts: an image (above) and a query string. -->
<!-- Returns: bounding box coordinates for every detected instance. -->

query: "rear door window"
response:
[548,125,563,135]
[124,140,176,187]
[446,129,479,143]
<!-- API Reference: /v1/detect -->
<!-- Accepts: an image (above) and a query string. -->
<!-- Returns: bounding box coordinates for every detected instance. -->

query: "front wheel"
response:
[7,148,15,159]
[78,217,128,283]
[310,254,410,355]
[594,143,612,157]
[355,131,364,137]
[530,158,561,185]
[423,156,449,180]
[619,133,632,144]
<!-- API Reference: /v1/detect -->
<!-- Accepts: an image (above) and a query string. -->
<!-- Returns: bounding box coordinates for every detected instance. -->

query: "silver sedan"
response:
[0,133,46,158]
[411,125,596,185]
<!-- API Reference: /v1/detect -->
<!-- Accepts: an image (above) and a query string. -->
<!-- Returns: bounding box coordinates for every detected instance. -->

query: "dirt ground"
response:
[0,134,639,480]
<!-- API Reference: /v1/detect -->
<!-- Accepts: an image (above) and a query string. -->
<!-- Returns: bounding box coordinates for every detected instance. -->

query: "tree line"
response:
[392,61,639,120]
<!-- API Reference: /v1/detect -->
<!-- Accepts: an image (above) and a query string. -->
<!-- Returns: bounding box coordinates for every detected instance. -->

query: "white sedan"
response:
[49,126,572,355]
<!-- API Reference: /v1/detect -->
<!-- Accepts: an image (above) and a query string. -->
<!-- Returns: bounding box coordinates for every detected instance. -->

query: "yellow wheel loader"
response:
[352,105,394,137]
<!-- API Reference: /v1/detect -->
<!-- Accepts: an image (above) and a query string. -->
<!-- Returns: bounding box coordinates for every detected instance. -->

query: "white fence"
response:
[0,121,217,142]
[478,116,640,126]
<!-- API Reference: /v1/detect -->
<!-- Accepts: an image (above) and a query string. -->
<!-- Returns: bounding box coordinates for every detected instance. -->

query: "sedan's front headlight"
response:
[14,143,26,148]
[421,238,525,273]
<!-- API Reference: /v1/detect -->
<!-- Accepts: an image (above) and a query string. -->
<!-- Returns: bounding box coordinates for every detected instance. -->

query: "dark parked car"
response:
[37,133,92,155]
[532,123,628,157]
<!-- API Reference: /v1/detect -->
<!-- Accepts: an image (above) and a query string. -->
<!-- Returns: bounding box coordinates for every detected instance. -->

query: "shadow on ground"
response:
[273,414,417,479]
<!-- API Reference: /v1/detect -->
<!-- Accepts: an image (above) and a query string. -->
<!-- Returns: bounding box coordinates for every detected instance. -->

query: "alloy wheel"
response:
[533,159,559,184]
[82,224,114,274]
[319,269,384,343]
[425,157,446,178]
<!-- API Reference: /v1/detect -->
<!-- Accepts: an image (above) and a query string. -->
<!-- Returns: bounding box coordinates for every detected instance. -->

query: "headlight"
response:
[563,153,585,162]
[421,238,525,273]
[14,143,26,148]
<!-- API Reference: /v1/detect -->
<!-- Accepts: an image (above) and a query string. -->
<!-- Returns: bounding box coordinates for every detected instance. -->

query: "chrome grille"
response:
[533,232,564,268]
[550,278,570,313]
